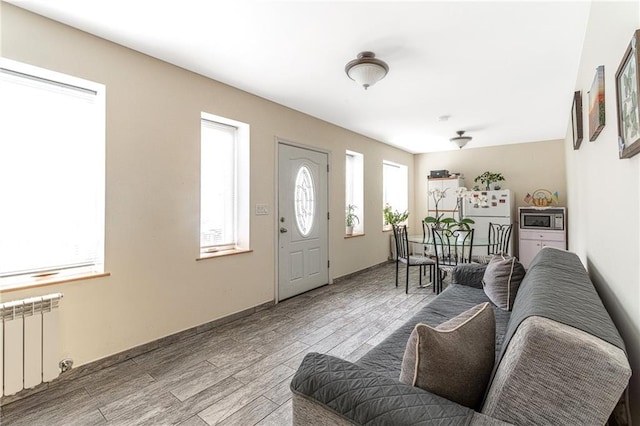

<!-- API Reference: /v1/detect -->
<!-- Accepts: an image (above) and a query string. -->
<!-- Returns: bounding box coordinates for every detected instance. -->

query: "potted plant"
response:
[474,171,505,190]
[439,217,475,233]
[423,187,448,229]
[425,187,475,233]
[383,204,409,228]
[345,204,360,235]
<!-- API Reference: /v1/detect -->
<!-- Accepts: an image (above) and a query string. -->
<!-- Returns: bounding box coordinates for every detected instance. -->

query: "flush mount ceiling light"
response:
[345,51,389,90]
[450,130,472,149]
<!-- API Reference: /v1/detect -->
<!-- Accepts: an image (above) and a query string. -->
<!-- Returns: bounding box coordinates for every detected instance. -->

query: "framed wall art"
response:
[588,65,606,141]
[572,91,583,150]
[616,29,640,159]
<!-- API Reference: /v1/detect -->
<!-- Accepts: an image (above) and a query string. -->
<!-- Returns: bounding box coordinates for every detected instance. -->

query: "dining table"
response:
[407,234,491,248]
[407,233,492,293]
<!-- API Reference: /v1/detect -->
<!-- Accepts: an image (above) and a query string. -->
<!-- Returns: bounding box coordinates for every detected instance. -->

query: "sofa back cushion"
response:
[399,302,495,409]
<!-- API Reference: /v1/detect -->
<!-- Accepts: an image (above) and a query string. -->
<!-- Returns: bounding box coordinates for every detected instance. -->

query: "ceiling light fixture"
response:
[450,130,472,149]
[345,51,389,90]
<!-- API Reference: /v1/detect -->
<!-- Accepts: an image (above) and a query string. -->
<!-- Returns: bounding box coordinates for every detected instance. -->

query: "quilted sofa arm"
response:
[290,352,476,425]
[452,263,487,289]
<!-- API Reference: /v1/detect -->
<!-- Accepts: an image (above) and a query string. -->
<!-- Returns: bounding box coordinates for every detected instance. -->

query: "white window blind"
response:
[383,161,408,224]
[345,151,364,234]
[200,119,238,249]
[0,59,105,284]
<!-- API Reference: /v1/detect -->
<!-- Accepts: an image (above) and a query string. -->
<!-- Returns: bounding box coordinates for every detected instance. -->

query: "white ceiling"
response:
[8,1,593,153]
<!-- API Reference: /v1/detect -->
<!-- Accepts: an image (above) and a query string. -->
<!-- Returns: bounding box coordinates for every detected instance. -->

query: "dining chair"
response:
[431,227,475,293]
[392,224,436,294]
[421,220,435,255]
[473,222,513,264]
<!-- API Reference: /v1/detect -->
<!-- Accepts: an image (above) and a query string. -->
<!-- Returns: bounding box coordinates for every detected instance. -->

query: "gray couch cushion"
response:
[399,303,495,409]
[482,255,525,311]
[291,352,476,425]
[357,283,511,379]
[452,263,488,289]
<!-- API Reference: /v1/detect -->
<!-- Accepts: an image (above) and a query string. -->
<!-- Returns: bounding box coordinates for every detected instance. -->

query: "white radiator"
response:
[1,293,63,396]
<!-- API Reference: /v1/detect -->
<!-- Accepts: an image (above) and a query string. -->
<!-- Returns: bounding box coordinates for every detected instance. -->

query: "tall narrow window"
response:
[200,113,249,255]
[382,161,408,228]
[0,58,106,288]
[345,150,364,235]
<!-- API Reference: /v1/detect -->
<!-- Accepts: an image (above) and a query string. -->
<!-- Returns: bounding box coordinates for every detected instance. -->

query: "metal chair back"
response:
[431,227,475,267]
[421,220,435,256]
[488,222,513,255]
[392,224,410,261]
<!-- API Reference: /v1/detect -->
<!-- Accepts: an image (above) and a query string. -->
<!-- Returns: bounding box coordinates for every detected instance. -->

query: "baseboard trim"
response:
[333,261,392,284]
[0,300,275,407]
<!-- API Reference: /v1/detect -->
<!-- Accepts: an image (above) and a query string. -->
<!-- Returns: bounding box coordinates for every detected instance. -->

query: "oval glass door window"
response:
[294,165,315,236]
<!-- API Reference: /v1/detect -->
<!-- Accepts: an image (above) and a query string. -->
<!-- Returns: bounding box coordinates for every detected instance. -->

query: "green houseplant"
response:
[474,171,505,190]
[383,204,409,227]
[345,204,360,235]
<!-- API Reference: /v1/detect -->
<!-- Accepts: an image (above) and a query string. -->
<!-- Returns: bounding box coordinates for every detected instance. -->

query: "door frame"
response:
[274,137,332,303]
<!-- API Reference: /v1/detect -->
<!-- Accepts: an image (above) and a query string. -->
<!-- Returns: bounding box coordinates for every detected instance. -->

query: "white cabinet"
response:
[518,229,566,268]
[427,177,465,216]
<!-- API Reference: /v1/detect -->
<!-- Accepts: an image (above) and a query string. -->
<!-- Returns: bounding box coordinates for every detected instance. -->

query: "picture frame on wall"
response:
[572,91,583,150]
[588,65,606,141]
[615,29,640,159]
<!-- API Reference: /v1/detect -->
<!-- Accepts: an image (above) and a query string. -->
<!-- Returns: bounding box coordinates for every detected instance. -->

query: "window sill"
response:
[197,248,253,261]
[0,271,111,293]
[344,233,365,239]
[383,225,410,232]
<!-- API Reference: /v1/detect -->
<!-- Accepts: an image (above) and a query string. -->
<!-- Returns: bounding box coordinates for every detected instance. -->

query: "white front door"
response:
[278,143,329,301]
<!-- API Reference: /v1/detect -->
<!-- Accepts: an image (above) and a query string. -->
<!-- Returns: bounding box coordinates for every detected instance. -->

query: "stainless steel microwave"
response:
[519,207,565,230]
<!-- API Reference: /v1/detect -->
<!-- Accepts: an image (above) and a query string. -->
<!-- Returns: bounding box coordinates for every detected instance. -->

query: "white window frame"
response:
[345,150,364,235]
[382,160,408,229]
[0,58,106,289]
[199,112,250,256]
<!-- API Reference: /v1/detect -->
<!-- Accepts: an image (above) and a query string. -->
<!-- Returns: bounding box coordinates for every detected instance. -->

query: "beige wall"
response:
[565,1,640,421]
[414,140,567,226]
[0,4,413,366]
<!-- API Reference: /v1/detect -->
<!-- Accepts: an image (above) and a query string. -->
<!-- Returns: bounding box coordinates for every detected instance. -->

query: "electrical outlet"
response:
[255,204,269,215]
[59,358,73,373]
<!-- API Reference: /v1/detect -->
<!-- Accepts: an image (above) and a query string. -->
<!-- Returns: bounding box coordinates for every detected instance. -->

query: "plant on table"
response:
[425,187,475,234]
[423,187,448,229]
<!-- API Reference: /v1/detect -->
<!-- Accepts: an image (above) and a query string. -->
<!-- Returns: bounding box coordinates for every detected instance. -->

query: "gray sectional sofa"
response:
[290,248,632,425]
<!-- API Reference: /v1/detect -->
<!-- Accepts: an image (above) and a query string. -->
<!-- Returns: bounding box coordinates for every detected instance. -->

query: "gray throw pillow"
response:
[399,302,495,409]
[482,254,526,311]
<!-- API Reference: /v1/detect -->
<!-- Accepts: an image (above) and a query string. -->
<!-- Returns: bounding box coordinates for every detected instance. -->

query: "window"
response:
[200,112,249,255]
[382,161,408,228]
[345,151,364,235]
[295,165,315,237]
[0,58,106,288]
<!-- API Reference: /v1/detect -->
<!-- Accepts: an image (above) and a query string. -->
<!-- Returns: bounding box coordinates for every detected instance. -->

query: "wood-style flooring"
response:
[0,262,437,425]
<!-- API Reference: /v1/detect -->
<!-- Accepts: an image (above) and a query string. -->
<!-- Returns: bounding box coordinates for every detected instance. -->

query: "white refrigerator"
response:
[462,189,514,255]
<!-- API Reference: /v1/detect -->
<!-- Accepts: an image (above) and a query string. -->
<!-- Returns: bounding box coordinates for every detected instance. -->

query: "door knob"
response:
[280,227,288,233]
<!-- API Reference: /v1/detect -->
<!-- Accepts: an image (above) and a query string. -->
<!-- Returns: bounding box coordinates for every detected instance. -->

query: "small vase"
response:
[346,226,354,235]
